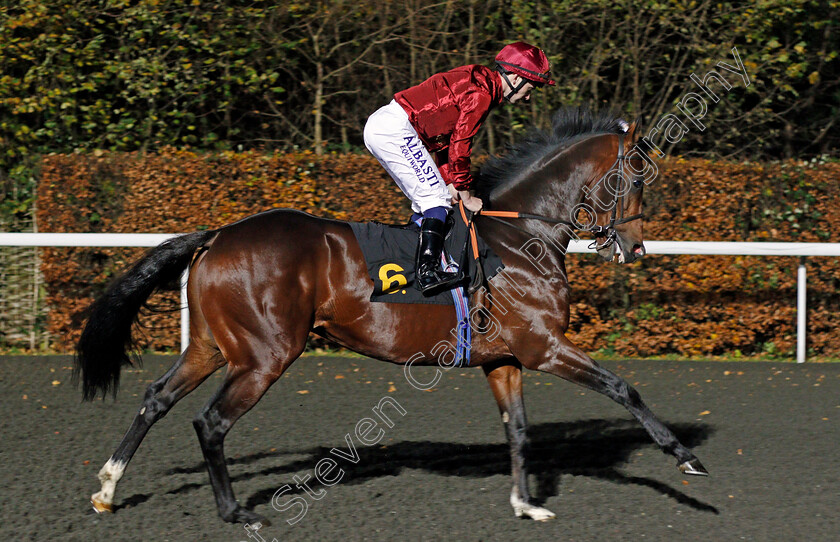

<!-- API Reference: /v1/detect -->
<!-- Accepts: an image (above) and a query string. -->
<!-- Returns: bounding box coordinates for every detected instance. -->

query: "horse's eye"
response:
[633,179,643,189]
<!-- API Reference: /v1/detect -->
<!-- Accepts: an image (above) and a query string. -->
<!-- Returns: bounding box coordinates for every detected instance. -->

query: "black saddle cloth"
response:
[350,214,503,305]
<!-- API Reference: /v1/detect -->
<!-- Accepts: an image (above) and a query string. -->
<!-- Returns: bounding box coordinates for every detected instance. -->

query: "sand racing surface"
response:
[1,355,838,541]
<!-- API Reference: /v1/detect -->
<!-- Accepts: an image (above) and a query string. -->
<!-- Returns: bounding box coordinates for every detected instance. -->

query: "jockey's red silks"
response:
[394,65,505,190]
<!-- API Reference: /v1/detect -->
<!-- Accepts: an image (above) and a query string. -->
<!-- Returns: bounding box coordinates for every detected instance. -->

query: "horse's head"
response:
[580,122,651,264]
[477,108,657,267]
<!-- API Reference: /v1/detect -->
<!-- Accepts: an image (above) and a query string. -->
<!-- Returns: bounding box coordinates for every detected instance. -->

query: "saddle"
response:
[349,205,504,306]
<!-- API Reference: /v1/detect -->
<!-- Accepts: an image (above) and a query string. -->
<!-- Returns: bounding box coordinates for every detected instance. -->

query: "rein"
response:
[476,133,644,250]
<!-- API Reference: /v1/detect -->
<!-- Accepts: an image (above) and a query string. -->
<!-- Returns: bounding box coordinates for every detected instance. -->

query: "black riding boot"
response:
[416,217,460,294]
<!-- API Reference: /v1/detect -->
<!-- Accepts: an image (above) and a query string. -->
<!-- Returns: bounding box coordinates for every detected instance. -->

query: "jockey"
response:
[364,42,555,294]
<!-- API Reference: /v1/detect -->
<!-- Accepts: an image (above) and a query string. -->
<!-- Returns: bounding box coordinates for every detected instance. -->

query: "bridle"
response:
[476,132,644,251]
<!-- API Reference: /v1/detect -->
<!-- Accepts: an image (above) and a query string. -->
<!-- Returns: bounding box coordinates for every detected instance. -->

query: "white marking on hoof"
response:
[510,490,556,522]
[502,412,510,423]
[91,458,126,511]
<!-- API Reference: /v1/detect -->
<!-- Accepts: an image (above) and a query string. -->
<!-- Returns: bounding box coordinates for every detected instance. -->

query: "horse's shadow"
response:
[151,418,716,514]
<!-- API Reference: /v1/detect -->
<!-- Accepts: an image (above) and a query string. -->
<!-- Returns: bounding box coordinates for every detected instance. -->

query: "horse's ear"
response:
[628,115,644,145]
[624,116,642,145]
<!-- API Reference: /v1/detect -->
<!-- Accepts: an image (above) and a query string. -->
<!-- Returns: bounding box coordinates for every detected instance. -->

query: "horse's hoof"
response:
[678,458,709,476]
[225,505,271,526]
[511,498,556,522]
[91,497,114,514]
[514,505,557,522]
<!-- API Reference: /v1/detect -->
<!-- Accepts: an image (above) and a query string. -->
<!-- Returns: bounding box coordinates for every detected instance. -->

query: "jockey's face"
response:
[505,74,536,103]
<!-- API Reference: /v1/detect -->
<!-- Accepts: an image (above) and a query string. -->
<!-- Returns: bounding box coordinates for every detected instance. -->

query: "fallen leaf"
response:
[387,385,397,392]
[297,390,309,395]
[52,380,61,386]
[335,375,345,379]
[682,480,689,486]
[699,410,711,416]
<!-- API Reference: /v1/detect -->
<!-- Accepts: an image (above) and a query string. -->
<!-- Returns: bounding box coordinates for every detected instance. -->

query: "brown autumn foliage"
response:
[37,150,840,358]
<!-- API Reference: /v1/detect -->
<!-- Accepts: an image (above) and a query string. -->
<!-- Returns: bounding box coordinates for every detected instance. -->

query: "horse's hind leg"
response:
[191,367,281,525]
[525,336,708,476]
[483,359,555,521]
[91,341,224,513]
[192,333,306,525]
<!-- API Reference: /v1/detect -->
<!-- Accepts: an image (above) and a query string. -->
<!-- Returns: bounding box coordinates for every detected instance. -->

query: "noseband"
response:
[478,132,644,250]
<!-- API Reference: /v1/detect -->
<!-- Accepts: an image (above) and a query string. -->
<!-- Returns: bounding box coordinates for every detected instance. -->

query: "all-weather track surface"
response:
[1,355,838,541]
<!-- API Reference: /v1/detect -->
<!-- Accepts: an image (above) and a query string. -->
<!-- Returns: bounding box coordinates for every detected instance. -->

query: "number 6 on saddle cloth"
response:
[349,204,504,367]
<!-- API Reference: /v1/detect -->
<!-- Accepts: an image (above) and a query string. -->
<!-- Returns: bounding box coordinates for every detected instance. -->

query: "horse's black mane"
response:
[477,106,628,196]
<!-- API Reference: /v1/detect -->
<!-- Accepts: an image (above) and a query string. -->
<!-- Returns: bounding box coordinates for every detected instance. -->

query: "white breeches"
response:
[364,100,451,214]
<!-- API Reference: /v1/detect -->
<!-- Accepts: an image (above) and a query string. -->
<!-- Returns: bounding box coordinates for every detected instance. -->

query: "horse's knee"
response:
[602,372,642,407]
[621,380,643,406]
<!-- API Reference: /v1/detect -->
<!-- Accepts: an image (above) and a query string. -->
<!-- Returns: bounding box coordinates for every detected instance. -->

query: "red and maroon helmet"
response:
[495,42,556,87]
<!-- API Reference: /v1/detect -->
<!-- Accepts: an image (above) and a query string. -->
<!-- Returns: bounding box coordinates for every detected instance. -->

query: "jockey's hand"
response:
[459,190,483,212]
[447,183,460,203]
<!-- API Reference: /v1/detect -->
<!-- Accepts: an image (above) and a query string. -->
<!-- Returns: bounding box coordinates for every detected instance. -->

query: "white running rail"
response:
[3,233,840,362]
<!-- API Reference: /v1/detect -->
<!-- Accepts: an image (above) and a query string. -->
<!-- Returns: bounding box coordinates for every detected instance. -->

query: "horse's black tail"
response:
[74,230,217,401]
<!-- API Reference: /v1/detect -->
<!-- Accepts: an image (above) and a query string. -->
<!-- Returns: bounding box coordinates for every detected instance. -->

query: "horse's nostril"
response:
[633,244,646,257]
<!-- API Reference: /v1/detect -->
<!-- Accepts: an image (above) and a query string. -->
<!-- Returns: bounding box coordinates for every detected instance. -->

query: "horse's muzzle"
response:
[621,242,646,264]
[603,236,645,264]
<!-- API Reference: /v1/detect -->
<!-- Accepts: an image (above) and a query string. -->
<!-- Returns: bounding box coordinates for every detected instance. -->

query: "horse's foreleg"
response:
[91,341,225,514]
[531,337,708,476]
[483,359,556,521]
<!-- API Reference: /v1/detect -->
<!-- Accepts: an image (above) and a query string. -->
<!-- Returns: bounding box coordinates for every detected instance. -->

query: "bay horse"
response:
[76,108,707,526]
